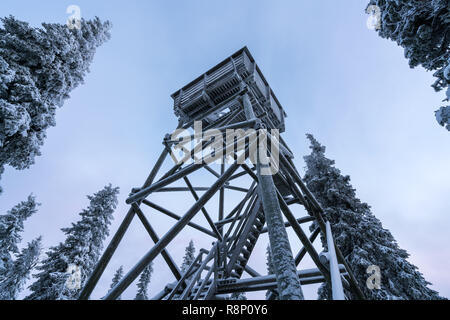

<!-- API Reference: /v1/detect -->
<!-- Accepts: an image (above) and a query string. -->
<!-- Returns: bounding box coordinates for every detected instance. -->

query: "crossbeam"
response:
[81,47,366,301]
[217,266,347,294]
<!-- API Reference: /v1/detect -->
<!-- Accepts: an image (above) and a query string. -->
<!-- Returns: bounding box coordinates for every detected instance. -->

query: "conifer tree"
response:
[0,16,112,188]
[26,184,119,300]
[229,292,247,300]
[135,263,153,300]
[0,166,3,195]
[0,195,39,281]
[180,240,196,277]
[0,237,41,299]
[107,266,123,300]
[303,134,444,300]
[366,0,450,130]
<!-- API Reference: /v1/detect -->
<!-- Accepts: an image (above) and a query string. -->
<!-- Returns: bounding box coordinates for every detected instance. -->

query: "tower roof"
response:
[171,47,287,132]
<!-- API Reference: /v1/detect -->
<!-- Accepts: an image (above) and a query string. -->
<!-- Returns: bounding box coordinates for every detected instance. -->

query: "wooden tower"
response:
[79,47,365,300]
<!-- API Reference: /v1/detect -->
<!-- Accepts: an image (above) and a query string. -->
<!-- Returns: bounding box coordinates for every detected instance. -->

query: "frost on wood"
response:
[367,0,450,130]
[304,134,445,300]
[26,184,119,300]
[258,175,304,300]
[0,15,112,182]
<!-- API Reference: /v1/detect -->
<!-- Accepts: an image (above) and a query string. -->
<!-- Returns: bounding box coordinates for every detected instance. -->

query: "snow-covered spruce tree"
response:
[180,240,196,276]
[0,195,39,281]
[366,0,450,130]
[303,134,443,300]
[135,263,153,300]
[0,237,41,300]
[26,184,119,300]
[265,245,278,300]
[0,16,111,188]
[107,266,123,300]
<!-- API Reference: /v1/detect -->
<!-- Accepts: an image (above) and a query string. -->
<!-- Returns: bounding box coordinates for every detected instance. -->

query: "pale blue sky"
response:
[1,0,449,299]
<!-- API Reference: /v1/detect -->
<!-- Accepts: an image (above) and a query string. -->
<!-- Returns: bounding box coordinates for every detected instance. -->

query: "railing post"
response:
[325,221,345,300]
